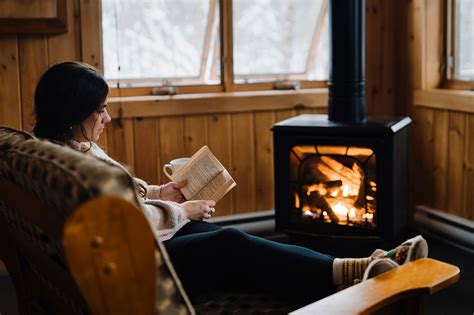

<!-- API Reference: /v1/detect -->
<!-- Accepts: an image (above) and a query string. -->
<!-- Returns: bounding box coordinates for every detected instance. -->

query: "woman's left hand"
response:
[160,181,187,203]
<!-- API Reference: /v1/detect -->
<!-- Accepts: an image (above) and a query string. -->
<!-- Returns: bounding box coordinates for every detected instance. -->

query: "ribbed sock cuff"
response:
[333,257,372,286]
[333,258,344,285]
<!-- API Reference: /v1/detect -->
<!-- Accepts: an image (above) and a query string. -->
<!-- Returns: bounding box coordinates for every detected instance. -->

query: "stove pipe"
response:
[328,0,366,123]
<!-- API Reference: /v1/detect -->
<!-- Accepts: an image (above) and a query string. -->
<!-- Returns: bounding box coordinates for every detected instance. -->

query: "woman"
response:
[33,62,428,303]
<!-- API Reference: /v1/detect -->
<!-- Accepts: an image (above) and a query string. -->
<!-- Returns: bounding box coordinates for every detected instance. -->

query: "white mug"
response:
[163,157,189,180]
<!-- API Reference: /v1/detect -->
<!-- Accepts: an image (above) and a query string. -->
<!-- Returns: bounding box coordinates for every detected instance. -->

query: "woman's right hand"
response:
[182,200,216,220]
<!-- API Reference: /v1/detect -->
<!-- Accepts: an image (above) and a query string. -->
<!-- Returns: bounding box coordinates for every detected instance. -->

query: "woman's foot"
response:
[371,235,429,265]
[333,235,429,289]
[360,258,399,282]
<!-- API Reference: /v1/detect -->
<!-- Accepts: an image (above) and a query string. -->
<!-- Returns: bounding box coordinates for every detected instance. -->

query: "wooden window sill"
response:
[413,89,474,113]
[108,88,328,119]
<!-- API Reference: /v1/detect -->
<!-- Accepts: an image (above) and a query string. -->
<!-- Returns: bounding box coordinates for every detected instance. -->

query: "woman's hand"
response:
[160,181,187,202]
[182,200,216,220]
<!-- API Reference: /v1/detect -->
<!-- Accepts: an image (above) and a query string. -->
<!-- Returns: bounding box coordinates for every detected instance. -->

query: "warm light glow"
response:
[307,183,328,196]
[363,213,374,220]
[333,202,348,217]
[342,184,350,197]
[295,192,300,208]
[295,145,376,228]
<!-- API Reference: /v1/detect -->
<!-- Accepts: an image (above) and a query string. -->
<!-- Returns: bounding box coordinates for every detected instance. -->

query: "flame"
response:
[295,192,300,208]
[342,184,350,197]
[333,202,348,217]
[363,213,374,220]
[296,148,377,227]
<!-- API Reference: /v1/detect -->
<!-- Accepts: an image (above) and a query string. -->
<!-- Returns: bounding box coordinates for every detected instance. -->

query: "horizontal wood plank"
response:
[414,89,474,113]
[107,89,328,119]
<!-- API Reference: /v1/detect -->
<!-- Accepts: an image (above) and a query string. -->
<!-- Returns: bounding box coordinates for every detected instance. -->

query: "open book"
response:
[169,146,236,203]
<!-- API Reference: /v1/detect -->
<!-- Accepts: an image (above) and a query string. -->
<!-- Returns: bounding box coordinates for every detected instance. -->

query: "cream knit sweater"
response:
[69,141,190,241]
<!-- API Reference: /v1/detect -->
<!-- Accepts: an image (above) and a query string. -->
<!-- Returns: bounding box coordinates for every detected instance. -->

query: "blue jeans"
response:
[163,221,335,303]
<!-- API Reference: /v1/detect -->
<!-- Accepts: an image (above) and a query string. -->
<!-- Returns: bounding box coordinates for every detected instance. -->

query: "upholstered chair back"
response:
[0,126,191,315]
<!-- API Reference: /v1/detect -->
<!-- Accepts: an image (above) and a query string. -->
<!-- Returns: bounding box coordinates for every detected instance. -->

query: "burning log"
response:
[303,180,343,196]
[316,156,367,206]
[319,156,361,188]
[302,191,340,223]
[353,163,366,208]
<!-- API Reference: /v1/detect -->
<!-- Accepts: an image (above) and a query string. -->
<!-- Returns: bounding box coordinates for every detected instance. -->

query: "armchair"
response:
[0,126,460,314]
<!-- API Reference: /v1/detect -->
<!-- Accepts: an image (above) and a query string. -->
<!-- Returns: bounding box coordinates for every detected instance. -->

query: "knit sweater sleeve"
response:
[74,141,189,240]
[145,184,163,200]
[142,200,190,241]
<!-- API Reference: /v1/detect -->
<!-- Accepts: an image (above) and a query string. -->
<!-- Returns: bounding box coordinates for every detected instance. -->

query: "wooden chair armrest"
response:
[62,196,156,315]
[291,258,460,315]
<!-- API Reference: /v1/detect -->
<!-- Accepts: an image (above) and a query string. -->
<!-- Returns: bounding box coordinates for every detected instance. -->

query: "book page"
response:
[193,170,236,202]
[170,146,235,201]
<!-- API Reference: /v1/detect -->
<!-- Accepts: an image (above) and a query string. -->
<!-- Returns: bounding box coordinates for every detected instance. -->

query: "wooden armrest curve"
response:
[291,258,460,315]
[62,196,156,315]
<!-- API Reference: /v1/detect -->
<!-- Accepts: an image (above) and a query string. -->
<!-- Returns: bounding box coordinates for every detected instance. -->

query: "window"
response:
[446,0,474,89]
[232,0,328,84]
[102,0,221,88]
[101,0,329,94]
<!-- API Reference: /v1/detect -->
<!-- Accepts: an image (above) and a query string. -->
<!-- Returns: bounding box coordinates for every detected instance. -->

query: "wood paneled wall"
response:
[0,0,102,131]
[1,0,403,215]
[105,108,324,215]
[396,0,473,222]
[411,108,474,220]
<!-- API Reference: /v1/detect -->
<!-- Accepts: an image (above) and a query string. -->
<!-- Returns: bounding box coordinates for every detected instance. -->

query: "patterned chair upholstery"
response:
[0,126,192,314]
[0,126,300,315]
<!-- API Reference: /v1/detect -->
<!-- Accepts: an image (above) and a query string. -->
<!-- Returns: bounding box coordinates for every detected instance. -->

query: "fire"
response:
[333,202,348,217]
[329,202,357,220]
[363,213,374,220]
[342,184,350,197]
[296,149,376,228]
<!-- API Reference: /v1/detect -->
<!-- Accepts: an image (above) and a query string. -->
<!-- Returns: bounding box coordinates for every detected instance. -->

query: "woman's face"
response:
[72,101,111,142]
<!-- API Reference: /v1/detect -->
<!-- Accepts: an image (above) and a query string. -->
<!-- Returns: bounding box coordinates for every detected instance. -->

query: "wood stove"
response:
[272,115,411,256]
[271,0,412,256]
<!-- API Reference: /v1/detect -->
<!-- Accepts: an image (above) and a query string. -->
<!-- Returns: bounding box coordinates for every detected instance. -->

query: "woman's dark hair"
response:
[33,61,109,143]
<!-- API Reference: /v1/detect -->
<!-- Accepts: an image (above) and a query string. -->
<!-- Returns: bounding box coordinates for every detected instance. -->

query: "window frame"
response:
[444,0,474,90]
[106,0,329,97]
